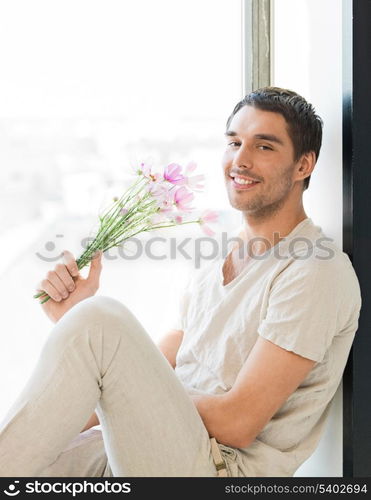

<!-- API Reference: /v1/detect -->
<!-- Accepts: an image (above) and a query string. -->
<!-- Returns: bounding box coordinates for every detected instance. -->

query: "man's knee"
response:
[66,296,129,325]
[50,295,148,357]
[50,296,130,346]
[78,295,127,315]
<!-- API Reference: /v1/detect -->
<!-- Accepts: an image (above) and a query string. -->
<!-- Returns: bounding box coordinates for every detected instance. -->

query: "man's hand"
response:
[35,249,103,324]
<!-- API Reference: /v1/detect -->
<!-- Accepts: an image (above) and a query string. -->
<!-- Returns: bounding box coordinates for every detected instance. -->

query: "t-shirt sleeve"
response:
[257,256,362,363]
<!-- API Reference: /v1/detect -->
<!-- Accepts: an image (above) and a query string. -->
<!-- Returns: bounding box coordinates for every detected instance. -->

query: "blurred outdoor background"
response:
[0,0,242,421]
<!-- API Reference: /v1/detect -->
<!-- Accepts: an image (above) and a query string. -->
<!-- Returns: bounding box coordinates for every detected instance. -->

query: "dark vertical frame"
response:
[343,0,371,477]
[342,0,353,478]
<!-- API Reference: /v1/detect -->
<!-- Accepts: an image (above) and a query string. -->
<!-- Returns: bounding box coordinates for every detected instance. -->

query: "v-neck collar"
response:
[219,217,312,289]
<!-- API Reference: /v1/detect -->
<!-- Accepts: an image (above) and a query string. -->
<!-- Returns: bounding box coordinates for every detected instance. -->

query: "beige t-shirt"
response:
[173,217,362,477]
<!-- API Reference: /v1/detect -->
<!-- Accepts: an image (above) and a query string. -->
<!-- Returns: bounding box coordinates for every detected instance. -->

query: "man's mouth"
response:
[229,173,260,189]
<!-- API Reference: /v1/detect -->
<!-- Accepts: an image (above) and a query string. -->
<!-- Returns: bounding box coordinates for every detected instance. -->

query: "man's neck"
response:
[240,207,308,256]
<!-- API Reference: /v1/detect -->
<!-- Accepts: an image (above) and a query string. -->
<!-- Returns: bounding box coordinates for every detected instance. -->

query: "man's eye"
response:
[258,145,273,151]
[228,141,240,147]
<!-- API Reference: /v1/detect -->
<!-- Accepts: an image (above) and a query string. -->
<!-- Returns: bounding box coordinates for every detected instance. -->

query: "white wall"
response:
[271,0,343,476]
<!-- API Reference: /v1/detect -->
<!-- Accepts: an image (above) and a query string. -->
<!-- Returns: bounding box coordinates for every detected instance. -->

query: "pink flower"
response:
[185,174,205,192]
[174,186,194,212]
[199,209,218,236]
[185,161,197,175]
[164,163,186,185]
[119,207,129,216]
[160,192,175,213]
[139,162,163,182]
[138,162,151,177]
[200,224,215,236]
[145,182,163,197]
[150,212,169,225]
[183,162,204,191]
[200,209,218,224]
[148,183,175,213]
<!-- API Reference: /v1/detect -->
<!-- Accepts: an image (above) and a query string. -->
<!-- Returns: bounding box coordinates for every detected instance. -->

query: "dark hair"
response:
[226,87,323,190]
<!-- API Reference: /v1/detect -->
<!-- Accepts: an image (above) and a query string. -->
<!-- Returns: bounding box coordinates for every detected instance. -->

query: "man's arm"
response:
[80,328,184,432]
[156,328,184,369]
[190,336,315,448]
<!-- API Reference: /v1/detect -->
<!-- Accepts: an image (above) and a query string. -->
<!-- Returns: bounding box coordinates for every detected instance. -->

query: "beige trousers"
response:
[0,296,234,477]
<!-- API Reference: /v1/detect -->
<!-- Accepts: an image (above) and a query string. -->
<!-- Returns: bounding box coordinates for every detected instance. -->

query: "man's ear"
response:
[296,151,316,183]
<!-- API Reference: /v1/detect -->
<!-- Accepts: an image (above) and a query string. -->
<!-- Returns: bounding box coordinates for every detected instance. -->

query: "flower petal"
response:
[185,161,197,175]
[164,163,186,184]
[200,209,218,223]
[200,223,215,236]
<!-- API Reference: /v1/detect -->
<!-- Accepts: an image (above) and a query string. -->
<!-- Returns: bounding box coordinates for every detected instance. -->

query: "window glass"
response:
[0,0,242,419]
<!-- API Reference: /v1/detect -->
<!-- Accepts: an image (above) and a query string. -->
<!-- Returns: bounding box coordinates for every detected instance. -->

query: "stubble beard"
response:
[228,168,294,222]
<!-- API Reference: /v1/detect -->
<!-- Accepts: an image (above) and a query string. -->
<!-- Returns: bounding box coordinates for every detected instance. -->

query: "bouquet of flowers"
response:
[34,161,218,304]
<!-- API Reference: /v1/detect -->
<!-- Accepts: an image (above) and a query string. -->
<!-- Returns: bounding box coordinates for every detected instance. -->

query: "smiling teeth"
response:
[234,177,257,185]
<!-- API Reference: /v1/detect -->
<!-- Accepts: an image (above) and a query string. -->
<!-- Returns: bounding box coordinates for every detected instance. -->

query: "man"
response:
[0,87,361,477]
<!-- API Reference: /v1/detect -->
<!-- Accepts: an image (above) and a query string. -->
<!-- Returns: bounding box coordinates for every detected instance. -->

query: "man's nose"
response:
[233,145,253,168]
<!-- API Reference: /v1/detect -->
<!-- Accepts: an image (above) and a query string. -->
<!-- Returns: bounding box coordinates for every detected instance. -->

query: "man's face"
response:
[222,105,300,217]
